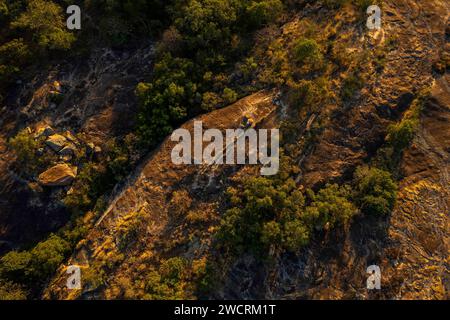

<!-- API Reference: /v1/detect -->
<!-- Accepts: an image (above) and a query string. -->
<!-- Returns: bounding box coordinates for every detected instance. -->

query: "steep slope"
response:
[42,0,449,300]
[0,45,154,250]
[44,91,279,299]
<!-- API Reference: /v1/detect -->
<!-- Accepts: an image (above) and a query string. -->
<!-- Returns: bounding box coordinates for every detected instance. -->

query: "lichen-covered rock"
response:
[35,125,54,138]
[59,144,77,156]
[45,134,67,152]
[38,164,77,187]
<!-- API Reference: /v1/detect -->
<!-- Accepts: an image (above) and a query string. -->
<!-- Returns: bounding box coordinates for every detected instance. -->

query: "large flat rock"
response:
[38,164,77,187]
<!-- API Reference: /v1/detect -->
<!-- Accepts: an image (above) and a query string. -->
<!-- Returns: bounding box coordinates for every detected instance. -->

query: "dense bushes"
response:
[0,0,75,101]
[11,0,75,50]
[217,176,309,255]
[144,257,190,300]
[0,235,70,287]
[136,54,197,145]
[136,0,285,147]
[216,172,360,256]
[214,161,397,260]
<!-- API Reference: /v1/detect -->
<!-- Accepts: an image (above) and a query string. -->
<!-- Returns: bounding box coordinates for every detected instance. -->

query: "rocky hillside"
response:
[0,45,154,251]
[0,0,448,300]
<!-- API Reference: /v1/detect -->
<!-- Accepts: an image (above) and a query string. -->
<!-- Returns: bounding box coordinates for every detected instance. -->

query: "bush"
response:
[0,281,27,300]
[216,176,309,255]
[222,87,238,104]
[27,234,70,281]
[116,211,147,250]
[354,166,398,216]
[246,0,283,29]
[304,184,357,230]
[169,190,192,218]
[201,91,223,111]
[9,129,39,172]
[293,38,323,70]
[0,234,70,285]
[0,251,32,283]
[386,119,416,151]
[8,129,52,176]
[144,257,189,300]
[64,163,104,213]
[282,220,310,251]
[341,72,364,101]
[11,0,75,51]
[65,138,134,214]
[287,77,332,113]
[0,38,30,81]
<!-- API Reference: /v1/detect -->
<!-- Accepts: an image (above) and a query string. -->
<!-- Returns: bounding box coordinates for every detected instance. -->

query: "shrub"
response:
[0,38,30,81]
[287,77,332,113]
[246,0,283,29]
[354,166,398,216]
[201,91,222,111]
[0,281,27,300]
[116,211,147,250]
[304,184,357,230]
[7,129,52,176]
[222,87,238,104]
[282,220,310,251]
[9,129,39,172]
[11,0,75,51]
[341,72,364,101]
[144,258,189,300]
[169,190,192,218]
[27,234,70,281]
[159,257,187,287]
[216,176,309,255]
[0,251,32,283]
[386,119,416,151]
[64,163,104,213]
[293,38,323,70]
[0,234,69,285]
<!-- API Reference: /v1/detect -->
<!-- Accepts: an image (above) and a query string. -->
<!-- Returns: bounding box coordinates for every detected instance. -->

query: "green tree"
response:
[0,38,30,81]
[0,251,31,283]
[386,119,416,151]
[0,280,27,300]
[304,184,357,230]
[217,176,309,255]
[293,38,323,69]
[137,54,198,146]
[8,129,40,176]
[11,0,75,51]
[354,166,398,216]
[246,0,283,29]
[27,234,70,281]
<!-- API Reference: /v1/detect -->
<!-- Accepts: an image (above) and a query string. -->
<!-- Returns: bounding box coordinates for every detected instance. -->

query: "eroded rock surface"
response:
[38,164,77,187]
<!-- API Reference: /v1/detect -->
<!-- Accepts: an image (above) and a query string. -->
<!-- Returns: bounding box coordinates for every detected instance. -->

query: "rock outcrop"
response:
[45,134,68,153]
[38,164,77,187]
[44,0,449,300]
